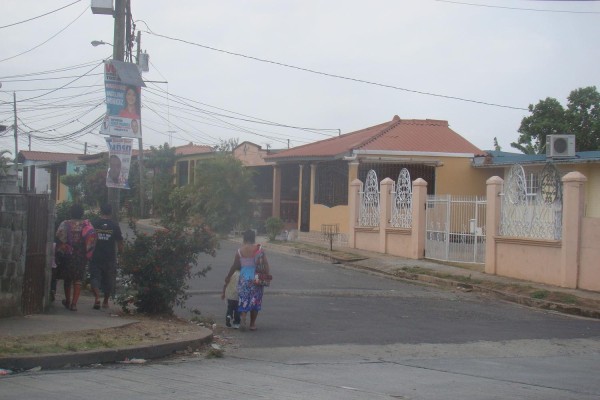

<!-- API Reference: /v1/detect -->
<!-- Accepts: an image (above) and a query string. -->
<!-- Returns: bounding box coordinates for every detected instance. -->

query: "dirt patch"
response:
[0,315,211,357]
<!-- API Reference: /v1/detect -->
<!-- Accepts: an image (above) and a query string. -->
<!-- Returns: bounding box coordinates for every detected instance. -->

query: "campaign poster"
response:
[106,137,133,189]
[100,61,143,138]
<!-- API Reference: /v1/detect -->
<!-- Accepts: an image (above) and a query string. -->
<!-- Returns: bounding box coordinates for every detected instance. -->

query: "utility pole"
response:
[13,92,18,171]
[108,0,126,223]
[136,30,146,218]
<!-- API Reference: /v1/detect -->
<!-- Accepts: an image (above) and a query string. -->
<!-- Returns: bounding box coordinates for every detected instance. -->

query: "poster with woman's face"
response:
[100,61,142,139]
[106,137,133,189]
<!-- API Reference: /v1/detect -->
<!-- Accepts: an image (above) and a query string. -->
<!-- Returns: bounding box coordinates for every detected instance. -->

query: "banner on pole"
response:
[106,137,133,189]
[100,60,144,138]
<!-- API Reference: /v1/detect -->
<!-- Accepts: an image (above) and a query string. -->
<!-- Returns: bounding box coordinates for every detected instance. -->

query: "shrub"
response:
[265,217,284,241]
[117,221,217,314]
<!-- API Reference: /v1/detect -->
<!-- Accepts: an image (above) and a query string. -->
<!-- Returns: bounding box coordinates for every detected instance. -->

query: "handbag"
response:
[253,244,272,286]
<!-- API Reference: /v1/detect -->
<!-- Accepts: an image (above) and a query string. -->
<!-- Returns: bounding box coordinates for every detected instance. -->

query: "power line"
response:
[434,0,600,14]
[18,61,103,102]
[1,73,104,83]
[0,5,89,63]
[0,0,82,29]
[144,30,528,111]
[0,59,104,80]
[144,85,338,136]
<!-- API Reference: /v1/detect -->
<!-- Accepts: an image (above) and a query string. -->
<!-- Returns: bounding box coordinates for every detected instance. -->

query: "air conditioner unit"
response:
[547,134,575,158]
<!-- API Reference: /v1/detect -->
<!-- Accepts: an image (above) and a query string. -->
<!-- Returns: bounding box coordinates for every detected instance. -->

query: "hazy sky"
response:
[1,0,599,156]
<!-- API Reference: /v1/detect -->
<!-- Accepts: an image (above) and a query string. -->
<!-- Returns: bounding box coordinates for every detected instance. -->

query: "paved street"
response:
[2,240,599,399]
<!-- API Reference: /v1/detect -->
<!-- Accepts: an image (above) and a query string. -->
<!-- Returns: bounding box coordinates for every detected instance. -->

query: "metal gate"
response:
[21,195,50,315]
[425,195,486,264]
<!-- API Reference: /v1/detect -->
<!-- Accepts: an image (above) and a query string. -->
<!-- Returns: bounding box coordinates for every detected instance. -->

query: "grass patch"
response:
[531,290,550,299]
[399,266,483,284]
[551,292,578,305]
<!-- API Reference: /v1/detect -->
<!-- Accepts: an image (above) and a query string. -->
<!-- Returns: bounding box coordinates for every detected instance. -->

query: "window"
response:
[358,163,435,195]
[177,160,189,186]
[315,161,348,207]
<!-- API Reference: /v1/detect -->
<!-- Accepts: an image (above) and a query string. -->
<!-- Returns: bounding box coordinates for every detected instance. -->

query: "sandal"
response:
[62,299,70,310]
[249,326,257,331]
[70,304,77,311]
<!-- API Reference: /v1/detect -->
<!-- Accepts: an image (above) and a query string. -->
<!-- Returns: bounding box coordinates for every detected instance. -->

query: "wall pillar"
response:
[348,179,362,249]
[561,171,587,288]
[297,164,304,231]
[348,160,359,183]
[272,165,281,218]
[379,178,394,253]
[485,176,503,275]
[308,163,316,231]
[411,178,427,259]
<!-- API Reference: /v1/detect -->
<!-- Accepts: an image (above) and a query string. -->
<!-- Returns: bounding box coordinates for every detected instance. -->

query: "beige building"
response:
[265,115,486,236]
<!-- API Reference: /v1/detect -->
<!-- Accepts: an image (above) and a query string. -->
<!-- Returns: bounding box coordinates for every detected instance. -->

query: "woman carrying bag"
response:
[224,230,271,331]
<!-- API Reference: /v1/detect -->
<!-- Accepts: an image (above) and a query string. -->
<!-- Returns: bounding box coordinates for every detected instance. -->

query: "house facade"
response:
[173,143,215,187]
[473,150,600,218]
[265,115,487,236]
[18,151,84,198]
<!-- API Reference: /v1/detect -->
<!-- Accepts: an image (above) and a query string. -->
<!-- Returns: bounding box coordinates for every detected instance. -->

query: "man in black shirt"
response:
[90,203,124,309]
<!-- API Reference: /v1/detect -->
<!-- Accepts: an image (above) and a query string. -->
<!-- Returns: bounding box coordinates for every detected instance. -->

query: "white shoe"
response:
[232,323,240,329]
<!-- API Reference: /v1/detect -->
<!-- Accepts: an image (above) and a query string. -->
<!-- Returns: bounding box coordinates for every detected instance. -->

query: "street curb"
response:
[0,329,213,371]
[351,264,600,320]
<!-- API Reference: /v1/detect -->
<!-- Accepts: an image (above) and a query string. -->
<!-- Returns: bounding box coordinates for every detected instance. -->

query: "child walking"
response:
[221,270,241,328]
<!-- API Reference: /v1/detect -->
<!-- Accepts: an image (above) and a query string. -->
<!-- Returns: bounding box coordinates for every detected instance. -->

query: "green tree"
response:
[60,174,84,203]
[144,143,176,218]
[213,138,239,153]
[512,86,600,154]
[493,137,501,152]
[566,86,600,151]
[80,157,109,208]
[512,97,566,154]
[188,154,256,234]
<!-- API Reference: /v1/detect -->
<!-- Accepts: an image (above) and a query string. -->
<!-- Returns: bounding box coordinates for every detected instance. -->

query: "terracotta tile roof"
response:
[19,151,83,163]
[266,116,483,161]
[174,143,214,156]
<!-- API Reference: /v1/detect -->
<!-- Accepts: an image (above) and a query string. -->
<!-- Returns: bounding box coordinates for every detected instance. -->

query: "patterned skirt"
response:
[237,277,264,312]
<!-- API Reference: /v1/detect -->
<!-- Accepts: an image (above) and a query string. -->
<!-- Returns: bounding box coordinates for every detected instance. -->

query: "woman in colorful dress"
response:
[55,204,96,311]
[224,229,270,331]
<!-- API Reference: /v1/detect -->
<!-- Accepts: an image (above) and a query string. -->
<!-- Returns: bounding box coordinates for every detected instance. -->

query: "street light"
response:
[91,40,113,47]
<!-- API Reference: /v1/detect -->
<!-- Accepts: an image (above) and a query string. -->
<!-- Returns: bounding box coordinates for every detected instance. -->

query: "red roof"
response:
[175,143,214,156]
[18,151,83,163]
[267,116,483,160]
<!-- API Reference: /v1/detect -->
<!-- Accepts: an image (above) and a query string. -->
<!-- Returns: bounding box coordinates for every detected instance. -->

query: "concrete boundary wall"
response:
[486,172,600,291]
[0,194,28,317]
[348,171,599,291]
[348,178,427,259]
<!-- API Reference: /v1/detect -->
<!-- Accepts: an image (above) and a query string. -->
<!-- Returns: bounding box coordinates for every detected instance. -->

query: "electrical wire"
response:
[434,0,600,14]
[144,30,528,111]
[0,6,90,63]
[145,84,338,136]
[1,73,104,83]
[0,0,83,29]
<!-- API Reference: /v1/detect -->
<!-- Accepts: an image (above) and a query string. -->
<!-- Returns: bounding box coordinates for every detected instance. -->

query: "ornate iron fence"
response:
[500,163,563,240]
[358,169,380,227]
[390,168,412,228]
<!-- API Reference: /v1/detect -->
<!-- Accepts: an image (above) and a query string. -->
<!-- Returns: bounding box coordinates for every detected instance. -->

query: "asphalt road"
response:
[3,239,599,399]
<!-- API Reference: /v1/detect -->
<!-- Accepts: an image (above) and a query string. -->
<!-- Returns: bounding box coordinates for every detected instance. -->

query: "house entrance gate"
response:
[425,195,486,264]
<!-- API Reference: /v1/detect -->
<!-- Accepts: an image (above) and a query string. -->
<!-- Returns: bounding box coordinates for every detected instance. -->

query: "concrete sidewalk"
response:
[0,294,213,372]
